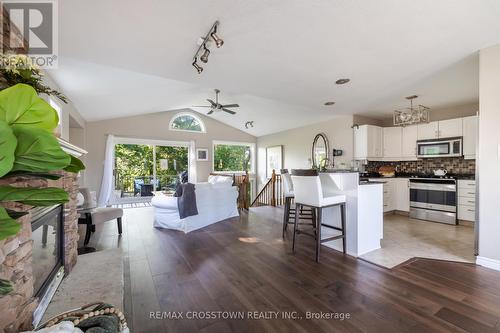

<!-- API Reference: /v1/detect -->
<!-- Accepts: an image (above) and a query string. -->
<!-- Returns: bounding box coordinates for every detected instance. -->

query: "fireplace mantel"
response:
[58,138,88,158]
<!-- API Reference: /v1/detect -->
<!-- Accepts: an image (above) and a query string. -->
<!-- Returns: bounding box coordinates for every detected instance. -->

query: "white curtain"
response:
[188,140,197,183]
[98,134,115,207]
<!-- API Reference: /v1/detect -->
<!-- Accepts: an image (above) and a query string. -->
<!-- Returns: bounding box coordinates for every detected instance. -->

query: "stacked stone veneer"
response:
[0,172,80,332]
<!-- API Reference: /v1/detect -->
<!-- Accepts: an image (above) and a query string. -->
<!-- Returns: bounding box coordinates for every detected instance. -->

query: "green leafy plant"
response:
[0,83,85,243]
[0,54,67,103]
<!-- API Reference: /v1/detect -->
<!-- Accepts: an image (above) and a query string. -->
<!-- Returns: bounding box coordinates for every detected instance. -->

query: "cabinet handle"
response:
[467,209,475,212]
[467,200,475,203]
[467,183,475,186]
[467,192,475,195]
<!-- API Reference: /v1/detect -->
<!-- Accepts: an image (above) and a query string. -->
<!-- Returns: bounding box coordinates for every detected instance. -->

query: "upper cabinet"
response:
[354,125,383,160]
[383,127,402,159]
[401,125,418,158]
[462,115,478,159]
[417,119,463,140]
[417,121,439,140]
[438,118,463,138]
[353,115,477,161]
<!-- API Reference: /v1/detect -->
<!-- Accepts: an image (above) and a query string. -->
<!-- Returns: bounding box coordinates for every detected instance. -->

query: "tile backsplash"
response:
[366,157,475,175]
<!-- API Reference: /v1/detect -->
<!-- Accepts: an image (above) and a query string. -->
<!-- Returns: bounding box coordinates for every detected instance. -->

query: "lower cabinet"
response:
[458,180,476,222]
[369,178,409,213]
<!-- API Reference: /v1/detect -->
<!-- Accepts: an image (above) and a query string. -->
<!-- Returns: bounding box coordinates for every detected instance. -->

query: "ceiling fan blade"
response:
[221,104,239,108]
[221,108,236,114]
[207,110,214,115]
[192,105,212,108]
[207,99,216,106]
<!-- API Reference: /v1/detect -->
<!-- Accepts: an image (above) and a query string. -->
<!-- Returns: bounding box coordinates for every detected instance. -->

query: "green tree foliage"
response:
[170,115,203,131]
[213,144,251,172]
[114,144,188,192]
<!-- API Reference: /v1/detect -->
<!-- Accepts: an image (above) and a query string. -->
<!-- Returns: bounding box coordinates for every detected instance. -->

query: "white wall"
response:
[42,73,86,141]
[256,115,354,187]
[477,43,500,268]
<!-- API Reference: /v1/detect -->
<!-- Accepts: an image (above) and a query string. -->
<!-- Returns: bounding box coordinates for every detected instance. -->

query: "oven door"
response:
[409,183,456,212]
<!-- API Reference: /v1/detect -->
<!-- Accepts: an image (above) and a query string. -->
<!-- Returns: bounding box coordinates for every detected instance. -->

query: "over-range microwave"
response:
[416,137,462,158]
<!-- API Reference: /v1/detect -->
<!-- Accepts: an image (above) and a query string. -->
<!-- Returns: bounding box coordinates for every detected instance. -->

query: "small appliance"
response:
[417,137,462,158]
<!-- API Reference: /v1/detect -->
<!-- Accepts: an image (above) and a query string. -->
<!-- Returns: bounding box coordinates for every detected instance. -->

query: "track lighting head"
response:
[200,45,210,63]
[192,59,203,74]
[210,25,224,48]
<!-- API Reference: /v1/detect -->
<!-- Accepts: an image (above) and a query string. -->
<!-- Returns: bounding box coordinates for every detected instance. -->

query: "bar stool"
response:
[291,169,347,262]
[281,169,315,238]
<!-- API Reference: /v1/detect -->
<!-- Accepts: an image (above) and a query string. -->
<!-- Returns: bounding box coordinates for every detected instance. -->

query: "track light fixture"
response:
[192,59,203,74]
[210,24,224,48]
[200,44,210,63]
[192,21,224,74]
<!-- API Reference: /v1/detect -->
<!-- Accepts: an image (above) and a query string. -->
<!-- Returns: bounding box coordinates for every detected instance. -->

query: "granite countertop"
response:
[360,173,475,180]
[359,180,386,185]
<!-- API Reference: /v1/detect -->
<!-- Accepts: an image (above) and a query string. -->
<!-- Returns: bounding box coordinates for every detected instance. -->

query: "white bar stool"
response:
[281,169,315,238]
[291,169,347,262]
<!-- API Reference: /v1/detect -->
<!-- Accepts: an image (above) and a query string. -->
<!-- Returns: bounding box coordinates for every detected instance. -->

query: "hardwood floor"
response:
[84,206,500,333]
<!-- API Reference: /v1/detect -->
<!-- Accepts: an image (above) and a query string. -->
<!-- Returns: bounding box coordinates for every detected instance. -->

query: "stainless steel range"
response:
[409,178,457,225]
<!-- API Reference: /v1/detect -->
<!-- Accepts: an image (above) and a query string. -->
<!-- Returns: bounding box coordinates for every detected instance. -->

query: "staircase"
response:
[251,169,284,207]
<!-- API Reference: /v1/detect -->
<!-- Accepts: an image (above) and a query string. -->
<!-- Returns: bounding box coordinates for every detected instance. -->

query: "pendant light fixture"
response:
[192,21,224,74]
[393,95,430,126]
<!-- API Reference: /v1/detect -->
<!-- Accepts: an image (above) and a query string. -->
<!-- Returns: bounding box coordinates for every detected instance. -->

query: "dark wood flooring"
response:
[83,206,500,333]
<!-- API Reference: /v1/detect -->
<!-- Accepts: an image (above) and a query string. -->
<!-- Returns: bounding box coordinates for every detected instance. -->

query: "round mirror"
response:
[312,133,330,169]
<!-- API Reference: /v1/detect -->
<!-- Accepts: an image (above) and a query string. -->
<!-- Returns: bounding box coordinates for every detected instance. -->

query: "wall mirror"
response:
[312,133,330,169]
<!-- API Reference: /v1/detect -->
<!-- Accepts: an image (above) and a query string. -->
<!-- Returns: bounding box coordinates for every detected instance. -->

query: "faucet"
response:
[320,157,330,171]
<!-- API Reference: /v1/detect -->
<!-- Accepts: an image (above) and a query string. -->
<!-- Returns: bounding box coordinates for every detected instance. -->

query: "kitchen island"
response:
[319,171,383,257]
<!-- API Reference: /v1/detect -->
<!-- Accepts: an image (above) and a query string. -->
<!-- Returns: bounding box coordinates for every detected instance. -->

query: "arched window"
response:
[169,113,206,133]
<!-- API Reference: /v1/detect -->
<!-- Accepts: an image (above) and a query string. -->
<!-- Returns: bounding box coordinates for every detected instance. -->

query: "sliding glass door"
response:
[113,142,188,204]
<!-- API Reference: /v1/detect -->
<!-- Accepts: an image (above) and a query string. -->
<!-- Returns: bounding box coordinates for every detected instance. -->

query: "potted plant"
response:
[0,83,84,294]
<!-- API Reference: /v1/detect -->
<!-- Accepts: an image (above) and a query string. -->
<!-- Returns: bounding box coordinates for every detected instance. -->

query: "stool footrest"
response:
[320,224,343,231]
[321,234,345,243]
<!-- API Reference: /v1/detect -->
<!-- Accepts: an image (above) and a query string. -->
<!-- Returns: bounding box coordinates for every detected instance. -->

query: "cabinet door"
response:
[395,179,410,212]
[353,125,367,160]
[401,125,418,158]
[368,125,383,158]
[438,118,462,138]
[462,116,478,159]
[383,127,402,158]
[417,122,439,140]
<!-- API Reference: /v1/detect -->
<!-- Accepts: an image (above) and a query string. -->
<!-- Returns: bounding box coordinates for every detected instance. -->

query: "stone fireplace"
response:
[0,140,86,332]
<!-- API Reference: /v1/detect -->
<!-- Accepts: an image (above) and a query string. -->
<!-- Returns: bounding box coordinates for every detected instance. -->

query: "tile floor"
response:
[360,214,475,268]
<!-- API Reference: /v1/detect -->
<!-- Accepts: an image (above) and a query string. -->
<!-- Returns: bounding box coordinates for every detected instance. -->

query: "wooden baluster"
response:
[271,169,276,207]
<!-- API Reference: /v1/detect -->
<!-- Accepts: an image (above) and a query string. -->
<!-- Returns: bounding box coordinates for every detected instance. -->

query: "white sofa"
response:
[151,181,239,233]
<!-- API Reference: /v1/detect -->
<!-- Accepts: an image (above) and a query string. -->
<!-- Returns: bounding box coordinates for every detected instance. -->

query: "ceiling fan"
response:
[193,89,239,115]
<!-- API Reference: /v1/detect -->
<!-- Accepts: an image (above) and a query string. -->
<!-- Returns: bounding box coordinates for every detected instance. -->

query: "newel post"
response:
[271,169,276,206]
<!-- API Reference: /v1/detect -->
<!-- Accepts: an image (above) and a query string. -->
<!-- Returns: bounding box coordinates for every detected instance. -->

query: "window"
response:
[169,113,205,132]
[213,141,255,173]
[49,98,62,136]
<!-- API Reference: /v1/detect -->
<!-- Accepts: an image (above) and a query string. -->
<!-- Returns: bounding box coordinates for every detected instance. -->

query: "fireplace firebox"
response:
[30,205,65,326]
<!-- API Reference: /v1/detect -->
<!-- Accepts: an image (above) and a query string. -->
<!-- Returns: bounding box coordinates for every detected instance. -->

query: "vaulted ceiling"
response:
[48,0,500,136]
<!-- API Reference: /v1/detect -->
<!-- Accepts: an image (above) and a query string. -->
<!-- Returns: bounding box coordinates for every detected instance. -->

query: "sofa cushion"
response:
[92,207,123,224]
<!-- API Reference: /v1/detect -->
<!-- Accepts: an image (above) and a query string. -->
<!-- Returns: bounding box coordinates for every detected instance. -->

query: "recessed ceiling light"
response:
[335,78,350,85]
[324,101,336,106]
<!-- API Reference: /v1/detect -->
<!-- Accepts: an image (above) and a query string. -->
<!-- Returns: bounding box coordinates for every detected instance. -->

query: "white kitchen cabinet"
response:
[354,125,383,160]
[369,178,409,212]
[394,178,410,212]
[401,125,418,159]
[383,127,402,159]
[462,115,478,159]
[417,121,439,140]
[438,118,463,138]
[457,180,476,222]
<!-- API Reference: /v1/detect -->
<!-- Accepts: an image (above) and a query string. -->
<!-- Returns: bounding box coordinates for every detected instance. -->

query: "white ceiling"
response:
[48,0,500,136]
